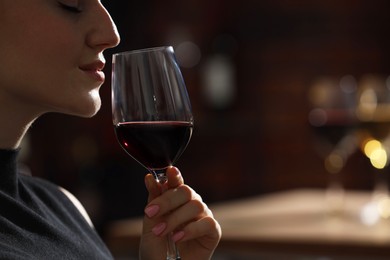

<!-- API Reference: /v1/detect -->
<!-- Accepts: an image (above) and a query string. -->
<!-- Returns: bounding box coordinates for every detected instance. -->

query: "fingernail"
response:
[172,167,183,182]
[145,204,160,218]
[173,166,181,176]
[172,231,185,242]
[152,222,167,236]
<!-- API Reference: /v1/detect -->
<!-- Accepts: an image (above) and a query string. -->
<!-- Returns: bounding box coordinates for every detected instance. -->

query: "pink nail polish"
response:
[172,231,185,242]
[145,205,159,218]
[152,222,167,236]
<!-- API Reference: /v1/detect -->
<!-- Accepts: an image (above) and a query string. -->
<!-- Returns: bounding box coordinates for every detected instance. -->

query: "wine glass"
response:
[308,75,358,215]
[356,74,390,222]
[111,46,193,260]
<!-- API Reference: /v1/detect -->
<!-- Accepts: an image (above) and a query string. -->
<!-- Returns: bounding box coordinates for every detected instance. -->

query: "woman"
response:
[0,0,221,259]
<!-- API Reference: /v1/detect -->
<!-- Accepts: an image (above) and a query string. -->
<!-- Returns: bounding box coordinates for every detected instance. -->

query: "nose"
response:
[86,3,121,51]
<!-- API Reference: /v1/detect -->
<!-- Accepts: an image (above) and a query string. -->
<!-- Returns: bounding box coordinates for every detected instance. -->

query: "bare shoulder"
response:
[58,187,94,228]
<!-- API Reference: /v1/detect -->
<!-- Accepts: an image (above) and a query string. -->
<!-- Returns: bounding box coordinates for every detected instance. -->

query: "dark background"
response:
[22,0,390,236]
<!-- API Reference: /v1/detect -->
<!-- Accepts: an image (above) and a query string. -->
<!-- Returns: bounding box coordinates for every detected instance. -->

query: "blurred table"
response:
[106,189,390,259]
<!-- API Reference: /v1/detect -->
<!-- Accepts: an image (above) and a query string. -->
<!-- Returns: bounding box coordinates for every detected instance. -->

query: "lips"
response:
[79,60,106,82]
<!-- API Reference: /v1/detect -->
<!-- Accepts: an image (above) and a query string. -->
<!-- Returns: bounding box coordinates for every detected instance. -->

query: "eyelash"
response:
[58,2,82,13]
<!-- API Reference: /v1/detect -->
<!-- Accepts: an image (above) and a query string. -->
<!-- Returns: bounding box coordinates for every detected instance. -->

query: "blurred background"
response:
[19,0,390,257]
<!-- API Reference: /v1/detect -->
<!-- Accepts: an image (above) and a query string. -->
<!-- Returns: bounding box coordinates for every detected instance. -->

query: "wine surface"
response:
[115,121,193,170]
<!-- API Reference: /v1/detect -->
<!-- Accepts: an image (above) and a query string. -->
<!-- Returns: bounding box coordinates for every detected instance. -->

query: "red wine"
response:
[309,108,356,146]
[115,121,193,170]
[312,124,353,147]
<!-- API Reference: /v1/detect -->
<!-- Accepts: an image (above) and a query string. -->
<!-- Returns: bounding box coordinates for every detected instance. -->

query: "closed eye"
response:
[58,1,82,13]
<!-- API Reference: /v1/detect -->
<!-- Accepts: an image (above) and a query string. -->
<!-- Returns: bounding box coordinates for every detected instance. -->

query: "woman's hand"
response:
[139,167,221,260]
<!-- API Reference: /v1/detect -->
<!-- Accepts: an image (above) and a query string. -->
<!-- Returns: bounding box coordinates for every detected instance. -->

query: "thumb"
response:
[166,166,184,189]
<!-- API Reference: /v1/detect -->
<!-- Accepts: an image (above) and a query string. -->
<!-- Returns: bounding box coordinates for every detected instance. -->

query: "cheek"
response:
[0,33,94,116]
[0,9,100,117]
[0,22,77,90]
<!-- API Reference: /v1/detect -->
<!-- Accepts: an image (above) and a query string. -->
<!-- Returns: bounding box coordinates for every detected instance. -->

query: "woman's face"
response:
[0,0,120,118]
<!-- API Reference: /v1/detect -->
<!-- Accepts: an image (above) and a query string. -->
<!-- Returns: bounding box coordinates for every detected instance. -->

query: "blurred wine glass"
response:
[308,75,358,215]
[356,74,390,222]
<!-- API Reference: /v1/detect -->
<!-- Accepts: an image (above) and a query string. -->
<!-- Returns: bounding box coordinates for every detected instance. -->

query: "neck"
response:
[0,121,34,150]
[0,95,41,150]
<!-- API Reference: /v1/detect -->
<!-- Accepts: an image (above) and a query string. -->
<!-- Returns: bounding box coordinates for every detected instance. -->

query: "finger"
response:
[157,199,208,236]
[146,184,201,218]
[173,216,222,245]
[166,166,184,189]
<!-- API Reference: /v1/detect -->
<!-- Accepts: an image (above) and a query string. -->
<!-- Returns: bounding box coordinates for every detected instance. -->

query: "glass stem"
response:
[154,171,181,260]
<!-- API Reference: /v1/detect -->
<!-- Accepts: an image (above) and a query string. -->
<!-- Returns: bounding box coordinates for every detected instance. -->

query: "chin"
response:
[78,99,102,118]
[64,94,102,118]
